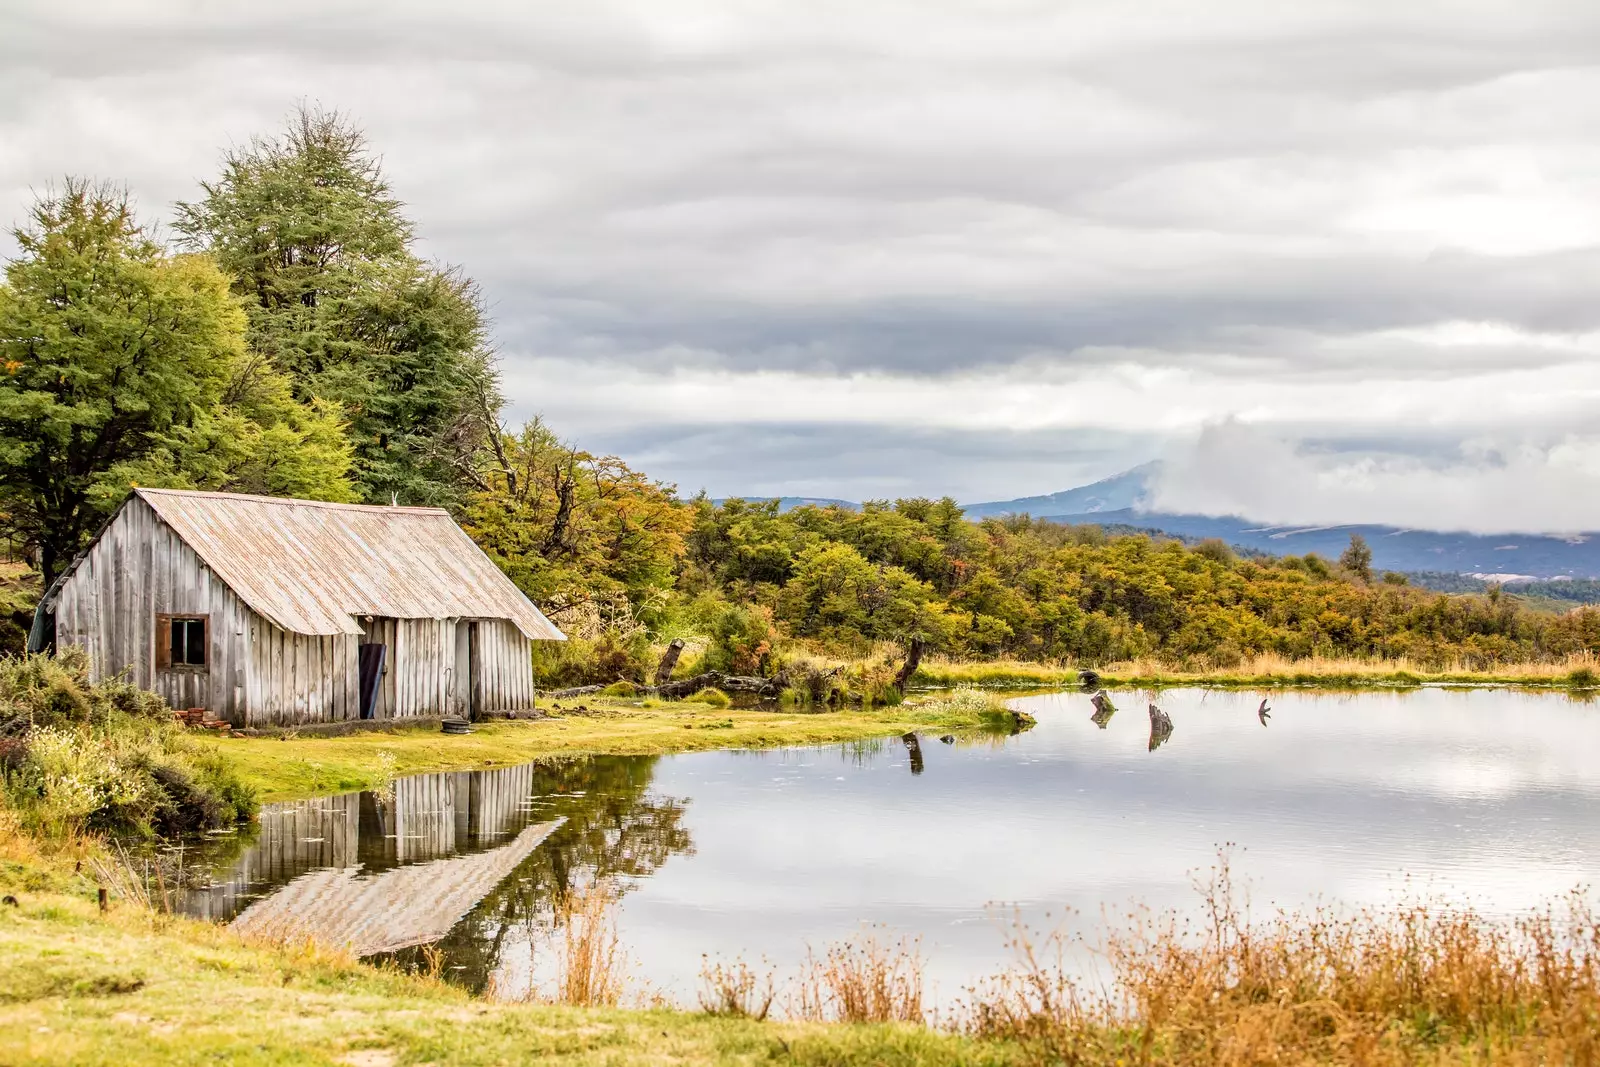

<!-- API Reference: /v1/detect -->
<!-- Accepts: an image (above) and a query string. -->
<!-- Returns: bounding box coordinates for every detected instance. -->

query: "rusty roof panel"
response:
[134,489,565,641]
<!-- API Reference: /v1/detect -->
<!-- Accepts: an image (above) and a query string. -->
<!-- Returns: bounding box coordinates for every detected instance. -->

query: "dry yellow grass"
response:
[962,853,1600,1066]
[553,881,630,1008]
[792,929,927,1025]
[915,650,1600,690]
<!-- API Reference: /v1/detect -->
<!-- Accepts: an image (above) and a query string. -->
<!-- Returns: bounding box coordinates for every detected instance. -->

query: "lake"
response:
[172,687,1600,1007]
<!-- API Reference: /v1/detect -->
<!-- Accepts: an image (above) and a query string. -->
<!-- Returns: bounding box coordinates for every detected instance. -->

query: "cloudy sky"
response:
[5,1,1600,531]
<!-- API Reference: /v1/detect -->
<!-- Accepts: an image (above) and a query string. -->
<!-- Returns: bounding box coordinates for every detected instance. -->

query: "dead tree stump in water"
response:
[1090,690,1117,729]
[1147,702,1174,751]
[655,639,685,685]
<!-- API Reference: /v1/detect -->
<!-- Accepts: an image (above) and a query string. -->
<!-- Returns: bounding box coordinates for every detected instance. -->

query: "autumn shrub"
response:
[0,651,254,840]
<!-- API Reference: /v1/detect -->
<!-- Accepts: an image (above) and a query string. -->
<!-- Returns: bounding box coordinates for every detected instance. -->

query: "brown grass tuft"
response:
[552,880,629,1007]
[698,953,777,1019]
[791,927,925,1024]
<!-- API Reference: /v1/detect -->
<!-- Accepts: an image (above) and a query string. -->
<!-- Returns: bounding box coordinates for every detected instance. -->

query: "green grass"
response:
[0,871,1019,1066]
[206,697,1018,802]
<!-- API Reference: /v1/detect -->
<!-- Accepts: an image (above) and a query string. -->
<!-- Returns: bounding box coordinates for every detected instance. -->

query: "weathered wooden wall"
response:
[53,496,257,719]
[53,497,538,726]
[472,618,536,713]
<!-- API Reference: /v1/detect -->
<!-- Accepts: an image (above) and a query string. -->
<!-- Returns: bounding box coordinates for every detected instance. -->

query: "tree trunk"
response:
[893,636,925,691]
[655,639,685,685]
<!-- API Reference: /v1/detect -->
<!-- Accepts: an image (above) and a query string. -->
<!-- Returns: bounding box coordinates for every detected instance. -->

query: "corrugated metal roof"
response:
[132,488,565,641]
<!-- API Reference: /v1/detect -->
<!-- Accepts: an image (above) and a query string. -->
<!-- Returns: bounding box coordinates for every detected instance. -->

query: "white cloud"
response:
[1150,422,1600,534]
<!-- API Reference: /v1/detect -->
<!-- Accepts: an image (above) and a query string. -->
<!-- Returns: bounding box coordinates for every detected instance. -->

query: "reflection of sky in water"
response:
[178,687,1600,1009]
[610,687,1600,1005]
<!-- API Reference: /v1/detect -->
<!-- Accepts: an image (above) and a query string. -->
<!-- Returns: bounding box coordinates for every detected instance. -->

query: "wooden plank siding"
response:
[53,496,539,727]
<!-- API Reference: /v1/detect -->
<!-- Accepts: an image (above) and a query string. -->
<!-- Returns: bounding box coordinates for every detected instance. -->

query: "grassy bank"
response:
[6,834,1600,1066]
[0,863,1008,1066]
[208,695,1028,802]
[911,651,1600,691]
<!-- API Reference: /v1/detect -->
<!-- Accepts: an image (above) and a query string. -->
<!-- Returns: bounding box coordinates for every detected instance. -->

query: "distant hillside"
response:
[963,463,1156,518]
[1407,572,1600,604]
[1037,509,1600,580]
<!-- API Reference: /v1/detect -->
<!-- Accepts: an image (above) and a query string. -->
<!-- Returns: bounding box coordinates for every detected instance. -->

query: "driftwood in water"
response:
[893,636,926,691]
[1090,690,1116,729]
[654,639,685,685]
[1147,702,1175,752]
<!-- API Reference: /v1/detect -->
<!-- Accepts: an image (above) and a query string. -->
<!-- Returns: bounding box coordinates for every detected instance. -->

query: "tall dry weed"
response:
[698,953,777,1019]
[552,880,629,1007]
[791,928,925,1024]
[963,852,1600,1065]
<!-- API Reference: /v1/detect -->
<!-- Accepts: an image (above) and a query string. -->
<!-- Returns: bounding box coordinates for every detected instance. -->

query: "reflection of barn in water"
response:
[182,762,563,954]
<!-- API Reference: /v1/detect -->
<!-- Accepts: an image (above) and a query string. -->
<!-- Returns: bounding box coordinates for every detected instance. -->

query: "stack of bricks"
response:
[173,708,230,730]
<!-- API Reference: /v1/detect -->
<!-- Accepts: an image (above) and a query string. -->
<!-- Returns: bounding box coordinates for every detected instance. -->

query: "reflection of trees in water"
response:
[385,754,692,993]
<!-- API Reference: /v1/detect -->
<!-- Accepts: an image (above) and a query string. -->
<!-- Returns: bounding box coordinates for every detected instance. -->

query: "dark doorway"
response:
[358,643,387,720]
[466,621,479,722]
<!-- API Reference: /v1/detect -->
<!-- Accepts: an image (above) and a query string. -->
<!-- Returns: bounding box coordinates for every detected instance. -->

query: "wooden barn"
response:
[34,488,564,727]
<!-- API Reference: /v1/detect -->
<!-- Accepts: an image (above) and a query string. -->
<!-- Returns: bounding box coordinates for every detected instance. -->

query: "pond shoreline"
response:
[204,696,1027,803]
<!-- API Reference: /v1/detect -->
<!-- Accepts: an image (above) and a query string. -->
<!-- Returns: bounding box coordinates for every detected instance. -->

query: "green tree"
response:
[0,181,350,584]
[1340,533,1374,583]
[175,106,496,508]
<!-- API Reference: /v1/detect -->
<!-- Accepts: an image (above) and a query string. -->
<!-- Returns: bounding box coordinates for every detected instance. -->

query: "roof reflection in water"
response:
[231,820,562,955]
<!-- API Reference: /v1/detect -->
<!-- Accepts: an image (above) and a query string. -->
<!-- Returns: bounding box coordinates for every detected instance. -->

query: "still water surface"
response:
[175,688,1600,1003]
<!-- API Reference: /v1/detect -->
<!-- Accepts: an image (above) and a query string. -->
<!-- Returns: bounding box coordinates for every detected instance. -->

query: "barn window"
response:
[156,614,208,670]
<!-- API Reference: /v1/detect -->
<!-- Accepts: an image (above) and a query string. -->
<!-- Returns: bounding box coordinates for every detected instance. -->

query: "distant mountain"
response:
[1034,509,1600,580]
[962,462,1158,518]
[717,496,857,513]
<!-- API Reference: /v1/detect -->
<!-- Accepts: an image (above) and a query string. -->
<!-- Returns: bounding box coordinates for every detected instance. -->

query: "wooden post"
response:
[893,636,925,691]
[654,639,685,686]
[97,887,107,912]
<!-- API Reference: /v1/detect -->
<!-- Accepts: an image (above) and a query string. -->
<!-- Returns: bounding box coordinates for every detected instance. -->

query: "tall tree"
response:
[0,181,352,584]
[175,105,497,508]
[1340,533,1374,583]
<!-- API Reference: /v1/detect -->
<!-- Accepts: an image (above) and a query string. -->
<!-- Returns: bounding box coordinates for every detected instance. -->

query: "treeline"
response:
[5,107,1599,678]
[1406,571,1600,606]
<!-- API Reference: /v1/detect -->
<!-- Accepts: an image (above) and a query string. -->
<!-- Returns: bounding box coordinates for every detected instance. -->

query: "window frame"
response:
[155,613,210,672]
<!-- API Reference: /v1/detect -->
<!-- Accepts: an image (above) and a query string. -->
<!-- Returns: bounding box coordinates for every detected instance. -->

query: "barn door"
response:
[358,643,386,720]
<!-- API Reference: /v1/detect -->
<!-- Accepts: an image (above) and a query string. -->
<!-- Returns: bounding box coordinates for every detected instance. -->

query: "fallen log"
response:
[547,684,605,699]
[653,671,787,700]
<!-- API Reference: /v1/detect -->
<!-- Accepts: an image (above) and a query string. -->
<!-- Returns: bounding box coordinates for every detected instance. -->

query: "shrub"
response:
[698,603,777,676]
[0,652,255,840]
[686,687,731,709]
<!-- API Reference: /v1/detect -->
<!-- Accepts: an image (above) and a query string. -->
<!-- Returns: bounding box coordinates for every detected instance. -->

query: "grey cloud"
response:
[548,420,1156,504]
[5,2,1600,515]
